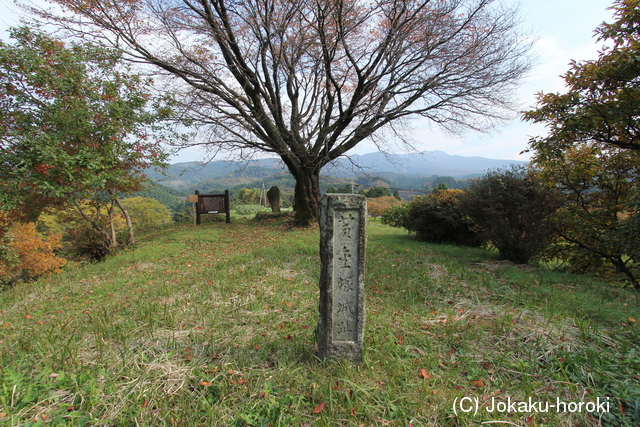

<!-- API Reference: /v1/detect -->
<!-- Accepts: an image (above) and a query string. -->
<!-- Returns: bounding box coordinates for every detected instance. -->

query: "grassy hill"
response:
[0,220,638,426]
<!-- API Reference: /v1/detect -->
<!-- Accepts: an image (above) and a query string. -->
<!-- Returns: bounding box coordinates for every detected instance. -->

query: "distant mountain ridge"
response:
[148,150,528,189]
[329,151,528,178]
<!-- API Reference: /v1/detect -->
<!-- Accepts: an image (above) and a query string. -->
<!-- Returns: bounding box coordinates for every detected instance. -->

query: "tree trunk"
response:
[291,168,321,227]
[113,193,135,245]
[108,199,117,248]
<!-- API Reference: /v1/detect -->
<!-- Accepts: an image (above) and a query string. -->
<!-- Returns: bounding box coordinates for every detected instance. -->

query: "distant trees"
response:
[235,188,263,205]
[42,0,531,225]
[359,187,392,198]
[326,184,353,194]
[0,27,177,253]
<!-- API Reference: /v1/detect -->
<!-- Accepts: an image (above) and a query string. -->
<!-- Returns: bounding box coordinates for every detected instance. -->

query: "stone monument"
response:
[317,194,366,364]
[266,186,281,213]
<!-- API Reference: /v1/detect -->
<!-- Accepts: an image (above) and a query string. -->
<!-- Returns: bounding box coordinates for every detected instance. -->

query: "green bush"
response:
[402,190,481,246]
[458,166,561,264]
[233,204,269,216]
[381,205,409,228]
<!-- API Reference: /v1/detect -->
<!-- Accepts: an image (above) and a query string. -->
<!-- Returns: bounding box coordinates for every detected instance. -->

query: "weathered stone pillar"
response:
[266,186,281,213]
[317,194,366,364]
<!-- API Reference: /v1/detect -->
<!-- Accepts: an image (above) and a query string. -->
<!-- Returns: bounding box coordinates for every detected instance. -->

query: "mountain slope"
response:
[152,150,527,189]
[327,151,528,178]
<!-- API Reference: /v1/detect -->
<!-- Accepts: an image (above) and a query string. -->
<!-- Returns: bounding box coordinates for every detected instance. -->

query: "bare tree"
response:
[39,0,531,225]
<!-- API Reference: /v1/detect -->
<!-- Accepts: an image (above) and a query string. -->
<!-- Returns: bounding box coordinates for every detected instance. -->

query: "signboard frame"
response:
[193,190,231,224]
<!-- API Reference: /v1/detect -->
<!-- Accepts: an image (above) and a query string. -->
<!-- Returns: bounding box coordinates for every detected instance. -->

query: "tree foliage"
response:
[40,0,531,225]
[120,197,173,227]
[523,0,640,154]
[534,144,640,288]
[458,166,561,264]
[523,0,640,288]
[0,27,177,250]
[0,223,66,285]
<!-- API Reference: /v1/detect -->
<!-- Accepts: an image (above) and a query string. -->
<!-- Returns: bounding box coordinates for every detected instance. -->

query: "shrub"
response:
[44,201,127,260]
[381,205,409,228]
[65,226,112,261]
[233,204,269,216]
[458,166,561,264]
[0,222,66,285]
[403,189,481,246]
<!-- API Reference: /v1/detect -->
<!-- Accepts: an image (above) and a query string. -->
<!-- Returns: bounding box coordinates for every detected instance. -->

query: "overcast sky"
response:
[0,0,616,162]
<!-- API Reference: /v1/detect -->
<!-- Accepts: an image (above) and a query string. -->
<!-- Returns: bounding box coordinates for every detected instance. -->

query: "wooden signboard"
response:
[193,190,230,224]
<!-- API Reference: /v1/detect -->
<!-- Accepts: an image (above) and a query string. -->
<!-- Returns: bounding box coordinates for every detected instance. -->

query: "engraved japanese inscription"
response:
[332,210,360,342]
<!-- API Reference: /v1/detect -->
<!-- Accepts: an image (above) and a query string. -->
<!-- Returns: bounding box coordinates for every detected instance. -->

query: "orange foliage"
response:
[367,196,403,218]
[0,222,66,283]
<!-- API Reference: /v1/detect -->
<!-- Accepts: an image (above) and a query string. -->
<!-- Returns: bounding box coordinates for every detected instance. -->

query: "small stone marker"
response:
[317,194,366,364]
[266,186,281,213]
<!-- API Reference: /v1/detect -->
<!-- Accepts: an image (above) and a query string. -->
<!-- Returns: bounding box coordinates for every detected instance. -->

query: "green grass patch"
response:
[0,219,638,426]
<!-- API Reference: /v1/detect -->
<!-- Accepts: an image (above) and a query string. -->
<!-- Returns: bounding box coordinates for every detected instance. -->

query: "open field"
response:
[0,219,638,426]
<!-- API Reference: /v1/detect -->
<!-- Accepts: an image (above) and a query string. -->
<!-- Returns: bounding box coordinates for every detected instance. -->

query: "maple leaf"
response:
[313,402,326,414]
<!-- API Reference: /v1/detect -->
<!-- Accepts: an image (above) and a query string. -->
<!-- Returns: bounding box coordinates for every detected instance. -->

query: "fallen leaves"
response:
[419,369,430,379]
[313,402,326,413]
